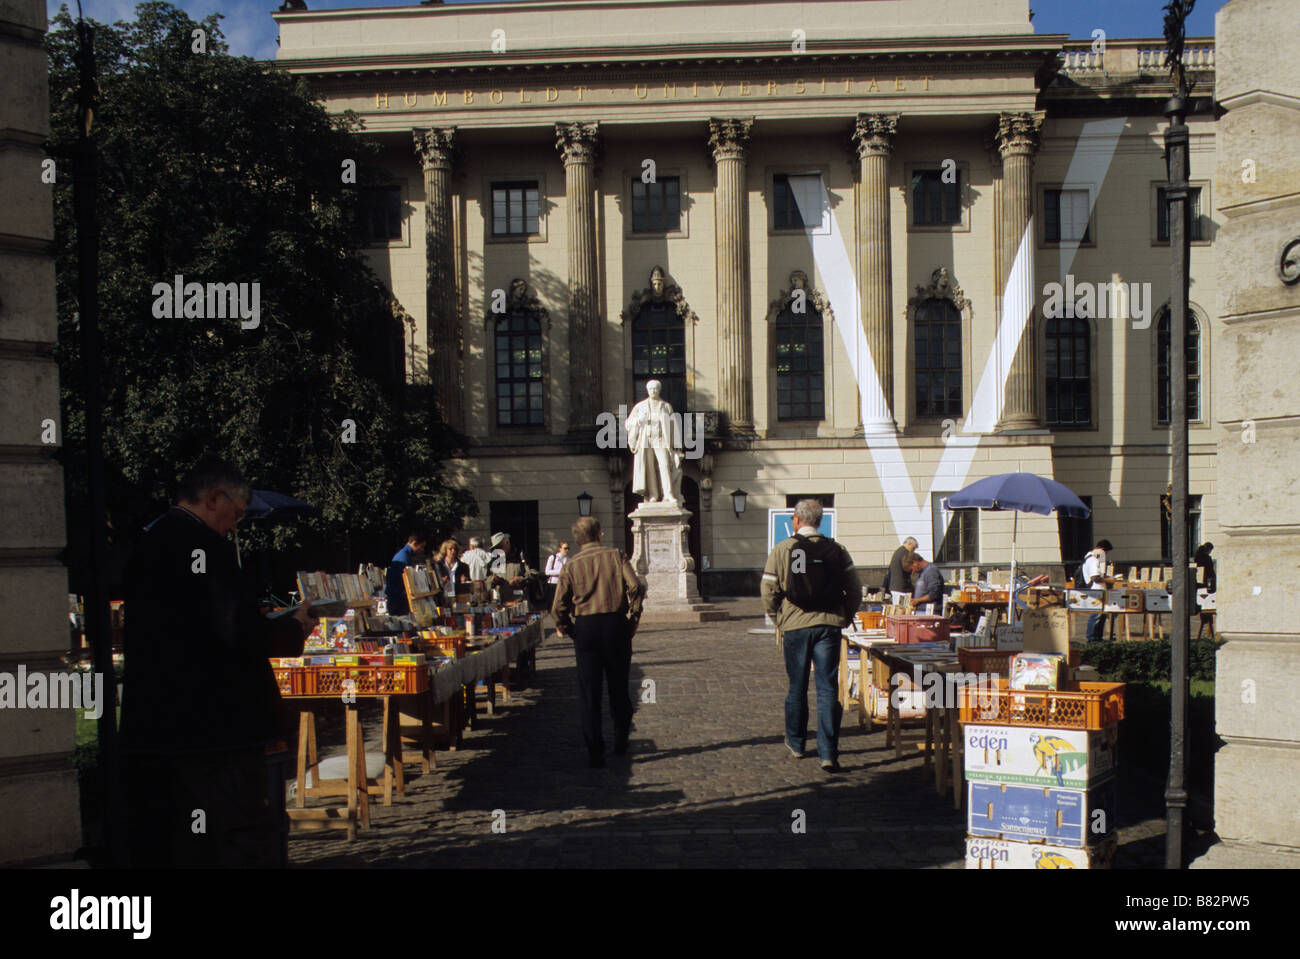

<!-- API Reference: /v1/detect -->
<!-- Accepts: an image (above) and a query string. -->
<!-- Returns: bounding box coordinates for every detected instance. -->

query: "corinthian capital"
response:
[707,117,754,162]
[996,112,1045,158]
[413,127,457,169]
[555,121,600,164]
[853,113,900,158]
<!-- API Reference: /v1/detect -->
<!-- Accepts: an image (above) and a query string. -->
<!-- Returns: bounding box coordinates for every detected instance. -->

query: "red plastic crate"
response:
[885,615,950,644]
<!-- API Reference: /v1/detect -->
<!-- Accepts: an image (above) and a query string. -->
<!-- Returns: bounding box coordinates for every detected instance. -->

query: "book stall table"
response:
[867,643,967,811]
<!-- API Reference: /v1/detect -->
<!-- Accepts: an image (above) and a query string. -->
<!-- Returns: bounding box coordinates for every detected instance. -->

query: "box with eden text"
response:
[965,835,1116,869]
[963,723,1118,788]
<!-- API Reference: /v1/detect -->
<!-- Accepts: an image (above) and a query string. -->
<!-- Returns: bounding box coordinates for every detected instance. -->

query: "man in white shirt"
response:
[462,536,492,582]
[1082,539,1114,642]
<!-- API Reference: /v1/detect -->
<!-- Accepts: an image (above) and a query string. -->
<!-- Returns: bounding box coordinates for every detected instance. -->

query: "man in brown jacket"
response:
[552,516,646,768]
[762,499,861,772]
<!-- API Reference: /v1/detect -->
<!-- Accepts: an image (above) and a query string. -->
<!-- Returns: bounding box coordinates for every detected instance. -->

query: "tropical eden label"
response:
[963,723,1118,788]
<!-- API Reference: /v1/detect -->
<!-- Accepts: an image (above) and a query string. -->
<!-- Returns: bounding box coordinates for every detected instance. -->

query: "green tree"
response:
[47,2,475,583]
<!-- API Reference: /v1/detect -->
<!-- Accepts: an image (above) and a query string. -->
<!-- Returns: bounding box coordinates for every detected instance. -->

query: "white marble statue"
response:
[625,379,683,506]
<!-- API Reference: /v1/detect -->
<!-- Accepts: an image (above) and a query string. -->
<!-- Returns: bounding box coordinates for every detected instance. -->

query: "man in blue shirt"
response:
[385,529,428,615]
[909,553,945,610]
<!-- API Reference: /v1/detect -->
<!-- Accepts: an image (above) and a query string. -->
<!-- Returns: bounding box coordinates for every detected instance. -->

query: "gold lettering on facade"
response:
[519,88,532,104]
[664,82,676,98]
[431,91,447,106]
[712,81,725,96]
[866,76,879,92]
[463,90,474,104]
[375,92,390,109]
[575,85,589,101]
[635,83,649,99]
[546,87,559,102]
[819,78,826,93]
[490,89,504,103]
[794,78,805,94]
[403,92,418,106]
[691,81,699,97]
[921,75,933,91]
[767,80,778,95]
[894,76,905,91]
[739,80,751,95]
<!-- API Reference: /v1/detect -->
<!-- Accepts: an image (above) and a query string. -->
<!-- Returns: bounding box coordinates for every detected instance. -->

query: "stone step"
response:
[639,604,730,624]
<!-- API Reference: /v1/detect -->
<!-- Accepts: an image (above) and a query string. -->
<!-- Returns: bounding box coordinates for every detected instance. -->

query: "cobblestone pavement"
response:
[289,600,1171,868]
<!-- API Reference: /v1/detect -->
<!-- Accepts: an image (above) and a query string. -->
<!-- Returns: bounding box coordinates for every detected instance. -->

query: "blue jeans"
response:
[1086,613,1106,643]
[783,625,843,762]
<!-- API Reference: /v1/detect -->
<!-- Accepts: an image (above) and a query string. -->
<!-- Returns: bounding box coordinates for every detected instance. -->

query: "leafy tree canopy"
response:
[47,2,475,577]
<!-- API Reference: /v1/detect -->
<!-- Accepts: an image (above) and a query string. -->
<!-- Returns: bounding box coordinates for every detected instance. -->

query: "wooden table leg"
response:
[295,710,311,809]
[924,705,936,780]
[344,704,359,840]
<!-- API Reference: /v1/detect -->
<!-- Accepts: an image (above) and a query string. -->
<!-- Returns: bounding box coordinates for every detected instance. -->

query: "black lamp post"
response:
[576,491,593,517]
[1162,0,1195,870]
[730,489,748,518]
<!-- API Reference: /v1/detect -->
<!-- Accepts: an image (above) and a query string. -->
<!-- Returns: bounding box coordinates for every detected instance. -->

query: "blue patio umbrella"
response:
[945,473,1090,621]
[236,489,320,567]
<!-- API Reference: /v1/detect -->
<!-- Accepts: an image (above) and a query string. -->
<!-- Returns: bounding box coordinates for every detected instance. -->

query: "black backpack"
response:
[785,534,847,613]
[1072,557,1090,590]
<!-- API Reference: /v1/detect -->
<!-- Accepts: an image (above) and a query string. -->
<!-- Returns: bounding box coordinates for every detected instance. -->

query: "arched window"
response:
[632,300,686,413]
[775,304,824,420]
[495,308,544,427]
[914,297,962,417]
[1045,315,1091,427]
[1157,308,1201,424]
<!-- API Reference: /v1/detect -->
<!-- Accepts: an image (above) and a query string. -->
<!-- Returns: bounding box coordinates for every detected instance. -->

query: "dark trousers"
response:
[571,612,633,759]
[126,747,282,868]
[783,625,843,762]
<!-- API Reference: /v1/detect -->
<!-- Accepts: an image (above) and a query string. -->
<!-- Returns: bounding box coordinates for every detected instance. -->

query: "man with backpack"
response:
[1077,539,1114,642]
[761,499,862,773]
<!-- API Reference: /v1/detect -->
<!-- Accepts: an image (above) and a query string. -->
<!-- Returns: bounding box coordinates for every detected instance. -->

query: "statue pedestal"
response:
[629,501,728,623]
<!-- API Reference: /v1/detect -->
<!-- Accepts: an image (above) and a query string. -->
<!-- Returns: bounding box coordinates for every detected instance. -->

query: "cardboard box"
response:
[967,780,1116,847]
[963,723,1118,788]
[1145,590,1172,612]
[867,683,925,720]
[965,835,1116,869]
[1197,589,1216,611]
[1065,589,1104,610]
[1105,589,1142,612]
[995,624,1024,651]
[1022,608,1069,656]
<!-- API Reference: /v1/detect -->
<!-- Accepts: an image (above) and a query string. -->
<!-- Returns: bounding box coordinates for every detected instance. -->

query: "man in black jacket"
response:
[121,456,316,867]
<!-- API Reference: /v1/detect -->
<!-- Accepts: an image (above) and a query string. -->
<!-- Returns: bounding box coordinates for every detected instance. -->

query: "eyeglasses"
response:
[218,488,247,522]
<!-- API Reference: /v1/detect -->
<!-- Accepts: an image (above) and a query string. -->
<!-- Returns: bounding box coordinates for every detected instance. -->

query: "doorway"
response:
[489,500,540,569]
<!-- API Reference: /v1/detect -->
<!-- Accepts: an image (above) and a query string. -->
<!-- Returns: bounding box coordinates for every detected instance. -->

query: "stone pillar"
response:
[0,0,80,863]
[853,114,900,433]
[555,121,602,433]
[1192,0,1300,868]
[994,112,1044,431]
[413,127,462,431]
[708,118,755,435]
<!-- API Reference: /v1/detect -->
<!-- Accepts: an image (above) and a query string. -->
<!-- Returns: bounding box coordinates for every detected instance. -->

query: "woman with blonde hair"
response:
[434,538,471,598]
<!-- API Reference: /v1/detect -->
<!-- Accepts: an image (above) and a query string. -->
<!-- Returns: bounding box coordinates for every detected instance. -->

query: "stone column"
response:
[413,127,462,431]
[853,114,900,433]
[555,121,602,433]
[708,118,755,435]
[994,111,1044,431]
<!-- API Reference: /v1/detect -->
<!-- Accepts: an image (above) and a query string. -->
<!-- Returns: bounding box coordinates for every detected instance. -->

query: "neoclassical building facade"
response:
[274,0,1221,586]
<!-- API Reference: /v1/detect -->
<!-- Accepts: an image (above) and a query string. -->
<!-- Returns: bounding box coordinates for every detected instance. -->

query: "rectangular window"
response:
[911,169,962,226]
[933,493,978,564]
[1161,494,1202,562]
[491,181,540,236]
[1045,189,1091,243]
[360,186,402,244]
[1157,186,1204,242]
[773,173,824,230]
[785,494,835,508]
[631,176,681,233]
[1058,495,1093,565]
